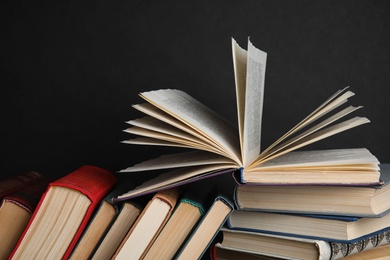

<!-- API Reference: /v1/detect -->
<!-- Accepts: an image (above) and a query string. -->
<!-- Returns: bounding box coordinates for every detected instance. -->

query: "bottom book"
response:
[213,228,390,260]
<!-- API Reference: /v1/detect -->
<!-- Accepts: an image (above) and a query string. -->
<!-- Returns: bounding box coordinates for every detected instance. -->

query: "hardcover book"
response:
[227,210,390,243]
[0,171,43,198]
[117,37,380,200]
[174,193,234,260]
[90,198,144,260]
[113,187,180,260]
[143,185,207,259]
[70,179,138,260]
[214,228,390,260]
[234,163,390,217]
[9,165,117,260]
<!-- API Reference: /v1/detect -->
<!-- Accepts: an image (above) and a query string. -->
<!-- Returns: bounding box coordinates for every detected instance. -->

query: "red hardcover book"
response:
[9,165,117,260]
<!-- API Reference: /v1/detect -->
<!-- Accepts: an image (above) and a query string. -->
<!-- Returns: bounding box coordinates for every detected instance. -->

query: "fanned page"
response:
[118,37,381,199]
[137,89,242,165]
[232,38,267,167]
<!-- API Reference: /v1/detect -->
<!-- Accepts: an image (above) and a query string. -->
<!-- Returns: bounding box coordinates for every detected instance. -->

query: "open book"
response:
[115,38,380,201]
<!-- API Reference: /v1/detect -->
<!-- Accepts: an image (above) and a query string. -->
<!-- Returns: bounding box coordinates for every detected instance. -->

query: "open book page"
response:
[252,116,371,165]
[250,105,366,167]
[131,103,229,153]
[120,151,237,172]
[242,39,267,167]
[139,89,242,165]
[250,88,367,166]
[231,38,247,158]
[124,117,223,154]
[116,166,237,200]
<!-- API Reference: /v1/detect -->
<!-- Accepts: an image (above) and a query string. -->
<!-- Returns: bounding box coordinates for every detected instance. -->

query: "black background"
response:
[1,0,389,180]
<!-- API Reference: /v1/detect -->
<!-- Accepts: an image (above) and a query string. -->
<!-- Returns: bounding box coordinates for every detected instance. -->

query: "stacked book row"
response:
[213,164,390,259]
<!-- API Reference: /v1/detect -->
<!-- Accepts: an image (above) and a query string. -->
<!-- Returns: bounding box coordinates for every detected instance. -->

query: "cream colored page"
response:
[251,148,379,170]
[140,89,241,165]
[242,39,267,167]
[132,103,226,150]
[114,199,170,260]
[120,150,236,172]
[117,164,237,200]
[231,38,247,156]
[251,116,371,165]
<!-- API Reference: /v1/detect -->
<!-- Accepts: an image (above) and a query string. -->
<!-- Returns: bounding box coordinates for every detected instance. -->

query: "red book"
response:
[9,165,117,260]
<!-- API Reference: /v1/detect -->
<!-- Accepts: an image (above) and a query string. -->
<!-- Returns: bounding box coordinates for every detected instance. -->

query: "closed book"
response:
[175,193,234,260]
[113,187,180,260]
[0,176,49,259]
[70,178,137,260]
[143,185,207,259]
[9,165,117,260]
[234,163,390,217]
[227,210,390,243]
[0,171,43,199]
[214,228,390,260]
[91,197,145,260]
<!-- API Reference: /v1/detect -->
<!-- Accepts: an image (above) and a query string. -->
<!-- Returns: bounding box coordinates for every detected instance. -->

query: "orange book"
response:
[9,165,117,260]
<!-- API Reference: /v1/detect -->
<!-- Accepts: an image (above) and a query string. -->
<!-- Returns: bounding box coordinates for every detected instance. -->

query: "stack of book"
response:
[211,163,390,259]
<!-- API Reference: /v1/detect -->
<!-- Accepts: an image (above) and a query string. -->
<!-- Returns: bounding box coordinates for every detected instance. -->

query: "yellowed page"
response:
[139,89,241,165]
[242,38,267,167]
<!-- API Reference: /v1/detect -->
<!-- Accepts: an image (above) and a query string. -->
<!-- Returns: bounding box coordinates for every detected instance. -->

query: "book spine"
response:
[0,171,43,198]
[332,230,390,259]
[3,177,49,214]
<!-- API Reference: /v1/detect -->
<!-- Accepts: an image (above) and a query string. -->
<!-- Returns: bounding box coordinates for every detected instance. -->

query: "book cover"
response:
[116,37,380,201]
[10,165,117,260]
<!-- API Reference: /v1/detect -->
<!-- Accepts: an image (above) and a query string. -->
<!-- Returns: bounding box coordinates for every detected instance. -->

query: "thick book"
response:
[0,171,43,198]
[116,37,380,200]
[112,187,180,260]
[214,228,390,260]
[69,179,138,260]
[234,163,390,217]
[227,210,390,243]
[0,176,49,259]
[143,185,207,260]
[9,165,117,260]
[174,194,234,260]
